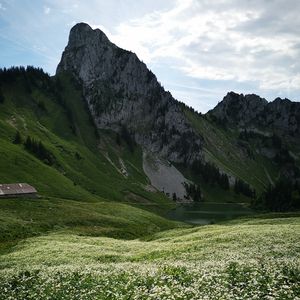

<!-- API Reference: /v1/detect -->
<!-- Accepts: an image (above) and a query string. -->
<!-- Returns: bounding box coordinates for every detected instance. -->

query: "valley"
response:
[0,22,299,299]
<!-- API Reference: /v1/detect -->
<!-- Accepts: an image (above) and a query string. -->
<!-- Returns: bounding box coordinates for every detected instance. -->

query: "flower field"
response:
[1,261,299,299]
[0,214,299,299]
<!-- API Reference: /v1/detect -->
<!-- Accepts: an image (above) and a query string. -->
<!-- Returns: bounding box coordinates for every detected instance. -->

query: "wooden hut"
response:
[0,183,37,198]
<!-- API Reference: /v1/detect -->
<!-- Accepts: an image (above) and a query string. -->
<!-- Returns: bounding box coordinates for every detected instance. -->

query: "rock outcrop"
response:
[57,23,203,163]
[208,91,300,137]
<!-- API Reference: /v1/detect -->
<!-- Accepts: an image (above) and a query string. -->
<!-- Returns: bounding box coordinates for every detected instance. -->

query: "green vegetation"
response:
[253,179,300,212]
[120,124,136,153]
[0,214,299,299]
[183,182,202,202]
[12,130,22,144]
[0,88,4,103]
[184,109,279,194]
[24,135,55,165]
[191,159,230,190]
[0,67,299,299]
[0,197,181,245]
[234,178,256,198]
[183,107,300,210]
[0,67,172,210]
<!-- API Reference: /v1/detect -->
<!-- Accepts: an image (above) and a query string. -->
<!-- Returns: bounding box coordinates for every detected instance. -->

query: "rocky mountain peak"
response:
[208,92,267,126]
[66,23,109,49]
[56,23,203,163]
[209,92,300,137]
[220,91,268,107]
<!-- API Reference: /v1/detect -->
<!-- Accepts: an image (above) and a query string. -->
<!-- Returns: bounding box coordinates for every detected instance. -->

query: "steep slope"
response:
[2,23,299,207]
[209,91,300,137]
[184,108,279,193]
[56,22,297,202]
[56,23,203,164]
[0,67,181,243]
[0,67,174,204]
[206,92,300,184]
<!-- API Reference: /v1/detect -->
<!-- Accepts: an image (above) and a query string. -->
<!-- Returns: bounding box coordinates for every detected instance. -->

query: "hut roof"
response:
[0,183,37,196]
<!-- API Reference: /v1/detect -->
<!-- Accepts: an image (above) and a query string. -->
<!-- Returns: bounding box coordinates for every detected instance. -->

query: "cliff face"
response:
[56,22,300,192]
[57,23,203,163]
[209,91,300,137]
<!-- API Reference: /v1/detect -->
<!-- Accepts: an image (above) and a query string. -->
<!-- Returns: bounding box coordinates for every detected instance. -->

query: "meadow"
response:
[0,213,299,299]
[0,69,299,299]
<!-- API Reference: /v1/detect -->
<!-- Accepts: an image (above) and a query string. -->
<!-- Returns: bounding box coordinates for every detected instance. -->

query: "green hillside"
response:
[0,67,299,299]
[184,109,279,193]
[0,68,181,246]
[0,69,173,208]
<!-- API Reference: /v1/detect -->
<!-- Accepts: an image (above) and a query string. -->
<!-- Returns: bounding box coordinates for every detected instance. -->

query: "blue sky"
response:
[0,0,299,112]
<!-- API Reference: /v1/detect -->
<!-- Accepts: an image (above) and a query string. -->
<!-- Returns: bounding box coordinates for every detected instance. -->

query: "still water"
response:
[167,202,253,225]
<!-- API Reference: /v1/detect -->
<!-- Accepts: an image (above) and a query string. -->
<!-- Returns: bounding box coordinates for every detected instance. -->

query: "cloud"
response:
[43,6,51,14]
[92,0,300,98]
[1,0,299,112]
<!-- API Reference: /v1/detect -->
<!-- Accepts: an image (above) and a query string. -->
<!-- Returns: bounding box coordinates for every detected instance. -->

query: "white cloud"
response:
[2,0,299,112]
[91,0,300,96]
[0,3,6,10]
[44,6,50,14]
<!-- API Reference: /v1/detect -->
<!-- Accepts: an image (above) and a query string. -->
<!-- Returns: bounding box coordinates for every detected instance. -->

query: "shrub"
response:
[0,89,4,103]
[13,131,22,144]
[24,136,55,165]
[234,179,255,198]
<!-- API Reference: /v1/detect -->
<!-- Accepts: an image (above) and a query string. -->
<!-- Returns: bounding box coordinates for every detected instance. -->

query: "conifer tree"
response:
[13,131,22,144]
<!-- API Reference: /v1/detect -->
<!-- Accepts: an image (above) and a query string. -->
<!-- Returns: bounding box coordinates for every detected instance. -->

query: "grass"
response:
[184,109,280,193]
[0,197,183,247]
[0,213,299,299]
[0,71,299,298]
[0,73,173,211]
[1,213,299,266]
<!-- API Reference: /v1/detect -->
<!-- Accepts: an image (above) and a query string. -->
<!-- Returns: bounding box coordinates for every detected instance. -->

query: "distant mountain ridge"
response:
[209,91,300,137]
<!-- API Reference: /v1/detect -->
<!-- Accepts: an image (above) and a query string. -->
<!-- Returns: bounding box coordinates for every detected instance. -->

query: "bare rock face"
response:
[210,92,268,127]
[57,23,203,163]
[143,152,189,200]
[209,91,300,137]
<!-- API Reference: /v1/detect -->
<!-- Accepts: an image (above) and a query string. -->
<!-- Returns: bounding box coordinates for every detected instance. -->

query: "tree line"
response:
[252,179,300,212]
[234,178,256,198]
[24,136,55,165]
[191,160,230,190]
[0,66,50,84]
[115,125,136,153]
[0,88,4,103]
[13,131,55,165]
[183,182,202,202]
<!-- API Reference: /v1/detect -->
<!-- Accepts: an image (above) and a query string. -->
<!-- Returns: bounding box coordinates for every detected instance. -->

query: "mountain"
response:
[57,23,203,164]
[207,92,300,184]
[55,22,300,202]
[209,91,300,137]
[1,22,300,300]
[0,22,299,211]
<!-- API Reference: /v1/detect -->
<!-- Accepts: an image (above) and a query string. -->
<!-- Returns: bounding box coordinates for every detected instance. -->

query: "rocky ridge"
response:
[56,23,300,194]
[57,23,203,164]
[209,91,300,137]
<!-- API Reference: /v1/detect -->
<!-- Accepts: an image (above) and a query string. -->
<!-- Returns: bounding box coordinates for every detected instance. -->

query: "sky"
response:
[0,0,299,113]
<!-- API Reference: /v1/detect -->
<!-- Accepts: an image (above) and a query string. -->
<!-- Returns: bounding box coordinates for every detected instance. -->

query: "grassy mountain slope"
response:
[0,70,171,205]
[0,197,182,247]
[0,68,299,299]
[0,69,181,246]
[184,108,280,193]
